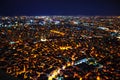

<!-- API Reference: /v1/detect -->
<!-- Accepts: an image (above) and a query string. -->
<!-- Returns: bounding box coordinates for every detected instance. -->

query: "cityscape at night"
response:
[0,0,120,80]
[0,16,120,80]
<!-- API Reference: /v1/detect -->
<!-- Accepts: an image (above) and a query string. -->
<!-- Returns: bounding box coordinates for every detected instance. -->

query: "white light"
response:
[15,22,18,24]
[62,66,66,70]
[40,16,46,18]
[5,17,8,19]
[117,36,120,39]
[55,21,60,25]
[73,21,78,24]
[30,20,33,23]
[98,27,109,31]
[41,39,47,42]
[10,41,16,44]
[5,25,7,27]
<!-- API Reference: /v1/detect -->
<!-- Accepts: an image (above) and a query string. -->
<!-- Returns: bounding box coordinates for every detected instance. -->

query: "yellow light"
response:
[34,55,37,58]
[96,76,101,80]
[79,77,82,80]
[59,46,72,50]
[62,66,66,70]
[50,30,65,36]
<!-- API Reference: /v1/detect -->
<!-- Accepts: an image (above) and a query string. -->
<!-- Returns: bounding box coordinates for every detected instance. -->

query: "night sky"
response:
[0,0,120,16]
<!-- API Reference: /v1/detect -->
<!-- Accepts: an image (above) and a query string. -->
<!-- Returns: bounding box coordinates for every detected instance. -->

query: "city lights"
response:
[0,16,119,80]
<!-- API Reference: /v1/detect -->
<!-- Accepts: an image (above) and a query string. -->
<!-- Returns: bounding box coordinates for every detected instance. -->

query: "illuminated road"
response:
[48,58,103,80]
